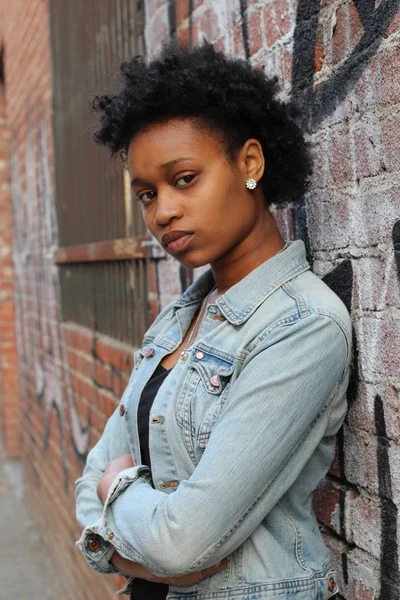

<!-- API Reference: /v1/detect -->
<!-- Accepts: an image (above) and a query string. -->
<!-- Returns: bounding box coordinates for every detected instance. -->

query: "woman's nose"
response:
[154,192,183,226]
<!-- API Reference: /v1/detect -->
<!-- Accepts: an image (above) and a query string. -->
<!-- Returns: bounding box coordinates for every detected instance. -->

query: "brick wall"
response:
[0,45,20,456]
[0,1,128,598]
[0,1,399,599]
[145,2,400,599]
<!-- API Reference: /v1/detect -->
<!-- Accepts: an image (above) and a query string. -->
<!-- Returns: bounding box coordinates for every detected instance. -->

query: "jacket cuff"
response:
[116,576,135,595]
[75,466,151,574]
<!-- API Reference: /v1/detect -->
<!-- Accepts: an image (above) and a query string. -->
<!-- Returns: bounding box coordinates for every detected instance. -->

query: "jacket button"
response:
[108,532,114,540]
[145,347,155,358]
[328,577,336,592]
[195,351,204,360]
[210,312,225,321]
[119,404,125,417]
[210,375,219,387]
[151,416,164,424]
[87,535,102,553]
[160,481,178,489]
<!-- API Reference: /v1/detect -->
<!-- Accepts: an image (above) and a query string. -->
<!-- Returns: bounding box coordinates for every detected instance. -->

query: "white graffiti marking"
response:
[11,118,90,487]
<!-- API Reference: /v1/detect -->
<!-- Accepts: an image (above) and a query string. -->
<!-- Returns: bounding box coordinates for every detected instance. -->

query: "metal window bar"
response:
[49,0,156,347]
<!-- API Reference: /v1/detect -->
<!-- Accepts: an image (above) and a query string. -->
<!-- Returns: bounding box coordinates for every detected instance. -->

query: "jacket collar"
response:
[173,240,310,325]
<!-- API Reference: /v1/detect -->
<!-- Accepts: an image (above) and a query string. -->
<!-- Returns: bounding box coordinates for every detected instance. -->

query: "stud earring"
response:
[246,178,257,190]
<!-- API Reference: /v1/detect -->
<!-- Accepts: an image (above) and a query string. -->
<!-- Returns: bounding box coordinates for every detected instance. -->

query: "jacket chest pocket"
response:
[175,350,234,463]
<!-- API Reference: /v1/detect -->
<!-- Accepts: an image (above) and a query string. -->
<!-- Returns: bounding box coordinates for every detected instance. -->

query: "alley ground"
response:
[0,440,69,600]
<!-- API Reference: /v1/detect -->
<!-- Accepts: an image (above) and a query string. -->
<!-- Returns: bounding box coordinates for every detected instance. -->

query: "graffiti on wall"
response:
[292,0,400,129]
[164,1,400,597]
[291,3,400,596]
[11,118,90,490]
[375,394,399,599]
[394,219,400,278]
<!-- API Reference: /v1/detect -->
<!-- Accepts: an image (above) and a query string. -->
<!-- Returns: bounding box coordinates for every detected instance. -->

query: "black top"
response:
[130,363,170,600]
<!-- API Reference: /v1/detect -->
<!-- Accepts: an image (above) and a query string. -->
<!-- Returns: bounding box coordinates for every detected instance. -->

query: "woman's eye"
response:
[175,174,196,187]
[138,191,156,203]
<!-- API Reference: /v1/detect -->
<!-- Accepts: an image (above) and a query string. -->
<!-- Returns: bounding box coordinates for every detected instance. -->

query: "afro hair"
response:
[92,41,312,206]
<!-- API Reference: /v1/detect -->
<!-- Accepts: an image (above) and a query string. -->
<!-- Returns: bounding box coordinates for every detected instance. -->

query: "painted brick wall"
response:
[0,1,399,599]
[144,2,400,599]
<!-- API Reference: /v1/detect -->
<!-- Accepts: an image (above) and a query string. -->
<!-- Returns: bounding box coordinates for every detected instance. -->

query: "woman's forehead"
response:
[127,118,223,168]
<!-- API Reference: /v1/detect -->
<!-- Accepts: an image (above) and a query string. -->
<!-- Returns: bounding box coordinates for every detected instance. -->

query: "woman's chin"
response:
[174,252,210,270]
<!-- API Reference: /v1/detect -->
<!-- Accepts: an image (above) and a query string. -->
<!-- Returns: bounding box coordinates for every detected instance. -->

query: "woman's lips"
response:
[161,230,194,253]
[165,233,193,253]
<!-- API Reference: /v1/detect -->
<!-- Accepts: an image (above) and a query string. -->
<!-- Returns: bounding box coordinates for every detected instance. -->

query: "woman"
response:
[75,42,351,600]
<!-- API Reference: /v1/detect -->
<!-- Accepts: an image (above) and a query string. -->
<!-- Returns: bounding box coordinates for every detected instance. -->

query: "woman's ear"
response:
[238,138,265,184]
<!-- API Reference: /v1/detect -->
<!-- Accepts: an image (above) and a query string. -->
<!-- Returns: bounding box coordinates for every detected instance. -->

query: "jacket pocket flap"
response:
[191,351,234,394]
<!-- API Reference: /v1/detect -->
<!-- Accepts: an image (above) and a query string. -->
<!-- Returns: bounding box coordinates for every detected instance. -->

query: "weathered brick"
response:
[307,190,351,251]
[315,23,326,73]
[355,315,400,381]
[384,118,400,176]
[331,4,349,66]
[65,324,94,356]
[345,183,399,247]
[232,22,245,57]
[385,5,400,37]
[273,0,292,39]
[352,254,400,312]
[378,45,400,107]
[344,424,379,491]
[348,1,364,51]
[174,0,190,30]
[322,533,377,598]
[94,361,113,390]
[195,8,220,43]
[175,25,190,48]
[146,8,169,56]
[347,382,399,441]
[353,117,383,179]
[247,8,264,56]
[94,336,132,373]
[350,490,382,559]
[329,124,354,184]
[263,4,280,48]
[313,477,343,533]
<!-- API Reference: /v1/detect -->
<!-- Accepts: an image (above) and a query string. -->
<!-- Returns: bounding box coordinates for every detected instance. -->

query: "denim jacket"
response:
[75,240,352,599]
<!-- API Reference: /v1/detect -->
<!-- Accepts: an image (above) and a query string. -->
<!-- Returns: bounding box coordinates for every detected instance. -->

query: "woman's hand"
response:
[99,455,228,586]
[111,551,228,586]
[104,454,135,474]
[97,454,135,503]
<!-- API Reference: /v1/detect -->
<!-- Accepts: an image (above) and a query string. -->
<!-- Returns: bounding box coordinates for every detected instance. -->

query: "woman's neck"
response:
[210,210,285,294]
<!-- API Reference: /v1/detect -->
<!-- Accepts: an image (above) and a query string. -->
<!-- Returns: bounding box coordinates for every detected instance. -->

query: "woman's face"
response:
[127,118,266,270]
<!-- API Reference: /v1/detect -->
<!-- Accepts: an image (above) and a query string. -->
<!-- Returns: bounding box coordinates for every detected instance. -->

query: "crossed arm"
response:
[97,454,227,585]
[76,314,349,577]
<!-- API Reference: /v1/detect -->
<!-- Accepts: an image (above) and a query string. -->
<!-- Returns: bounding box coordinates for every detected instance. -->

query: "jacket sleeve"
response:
[74,302,177,531]
[76,312,350,577]
[75,369,137,574]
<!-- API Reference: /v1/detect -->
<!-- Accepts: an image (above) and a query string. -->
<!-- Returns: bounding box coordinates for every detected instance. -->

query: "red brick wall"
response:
[0,53,20,456]
[0,1,128,597]
[0,1,399,599]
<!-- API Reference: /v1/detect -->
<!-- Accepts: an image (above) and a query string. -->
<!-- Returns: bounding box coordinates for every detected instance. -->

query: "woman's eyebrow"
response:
[131,158,194,187]
[160,157,193,168]
[131,175,151,187]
